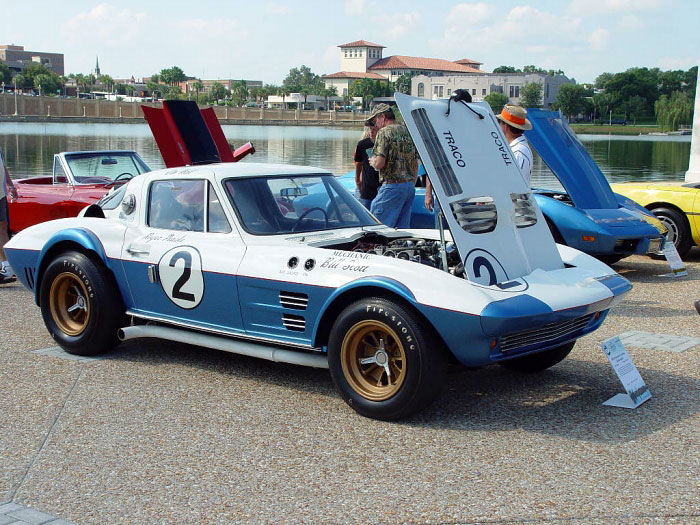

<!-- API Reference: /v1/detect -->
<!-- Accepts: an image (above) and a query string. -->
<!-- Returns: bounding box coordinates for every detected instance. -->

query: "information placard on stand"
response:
[661,241,687,277]
[600,336,651,409]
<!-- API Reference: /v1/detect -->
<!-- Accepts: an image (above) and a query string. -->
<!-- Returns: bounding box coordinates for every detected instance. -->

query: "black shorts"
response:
[0,197,7,223]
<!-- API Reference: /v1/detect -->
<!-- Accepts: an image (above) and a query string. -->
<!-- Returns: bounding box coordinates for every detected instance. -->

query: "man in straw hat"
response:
[366,103,418,228]
[495,104,533,185]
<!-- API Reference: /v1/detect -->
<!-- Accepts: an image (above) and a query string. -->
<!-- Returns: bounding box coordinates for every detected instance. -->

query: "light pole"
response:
[13,77,18,116]
[609,109,612,126]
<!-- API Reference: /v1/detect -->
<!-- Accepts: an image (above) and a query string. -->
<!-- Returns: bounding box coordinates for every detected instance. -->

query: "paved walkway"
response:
[0,503,72,525]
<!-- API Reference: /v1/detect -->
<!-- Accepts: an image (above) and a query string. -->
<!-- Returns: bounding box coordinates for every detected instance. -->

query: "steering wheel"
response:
[292,207,329,232]
[106,172,134,187]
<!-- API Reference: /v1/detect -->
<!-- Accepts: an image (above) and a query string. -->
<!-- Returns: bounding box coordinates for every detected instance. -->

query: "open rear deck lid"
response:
[394,93,563,284]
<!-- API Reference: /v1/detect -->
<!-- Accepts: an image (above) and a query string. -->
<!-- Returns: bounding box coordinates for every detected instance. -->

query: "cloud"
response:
[265,2,291,16]
[344,0,366,16]
[386,12,421,40]
[567,0,663,16]
[588,28,610,51]
[617,15,646,31]
[61,3,146,45]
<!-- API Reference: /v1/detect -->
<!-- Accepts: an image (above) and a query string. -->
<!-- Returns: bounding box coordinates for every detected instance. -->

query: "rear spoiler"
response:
[142,100,255,168]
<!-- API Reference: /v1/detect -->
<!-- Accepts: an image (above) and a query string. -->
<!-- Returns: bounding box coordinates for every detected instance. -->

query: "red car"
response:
[9,150,151,233]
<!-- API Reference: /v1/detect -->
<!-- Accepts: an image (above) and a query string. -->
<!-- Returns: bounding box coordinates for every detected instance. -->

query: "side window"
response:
[207,182,231,233]
[53,158,67,184]
[148,180,205,232]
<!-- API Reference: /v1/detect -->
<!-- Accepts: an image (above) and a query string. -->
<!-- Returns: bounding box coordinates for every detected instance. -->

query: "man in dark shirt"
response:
[353,126,380,210]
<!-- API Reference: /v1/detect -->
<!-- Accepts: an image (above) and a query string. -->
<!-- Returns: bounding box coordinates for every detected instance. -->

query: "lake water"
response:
[0,122,691,188]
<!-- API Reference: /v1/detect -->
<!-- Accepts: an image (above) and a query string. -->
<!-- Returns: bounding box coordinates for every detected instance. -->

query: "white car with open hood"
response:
[4,95,631,420]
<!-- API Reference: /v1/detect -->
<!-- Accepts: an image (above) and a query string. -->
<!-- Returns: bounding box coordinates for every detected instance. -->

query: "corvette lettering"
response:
[491,131,514,166]
[442,131,466,167]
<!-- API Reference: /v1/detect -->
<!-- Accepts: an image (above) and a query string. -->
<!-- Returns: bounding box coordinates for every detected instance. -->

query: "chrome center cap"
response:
[375,350,389,366]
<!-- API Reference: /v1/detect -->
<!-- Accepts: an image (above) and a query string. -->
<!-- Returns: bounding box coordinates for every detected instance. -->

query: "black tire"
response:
[40,251,125,356]
[328,297,447,420]
[545,217,566,245]
[652,207,693,257]
[499,341,575,373]
[597,254,625,265]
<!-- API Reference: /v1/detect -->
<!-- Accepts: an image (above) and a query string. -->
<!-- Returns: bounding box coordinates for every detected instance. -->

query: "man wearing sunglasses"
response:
[367,103,418,228]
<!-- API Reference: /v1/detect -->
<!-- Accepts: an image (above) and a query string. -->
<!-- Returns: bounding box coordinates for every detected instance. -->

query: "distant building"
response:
[267,92,340,110]
[322,40,481,97]
[411,71,574,107]
[0,44,64,76]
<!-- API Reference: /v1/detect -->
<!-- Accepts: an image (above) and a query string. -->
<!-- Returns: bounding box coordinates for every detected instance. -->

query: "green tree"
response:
[320,85,338,109]
[594,72,613,90]
[209,82,228,104]
[520,82,543,108]
[97,74,115,93]
[493,66,521,73]
[603,67,658,114]
[621,95,647,124]
[158,66,186,86]
[192,80,204,103]
[592,92,615,121]
[394,73,415,95]
[21,63,63,94]
[484,92,509,113]
[231,80,248,106]
[655,91,693,131]
[684,66,698,98]
[555,83,588,119]
[0,63,11,85]
[349,78,392,109]
[522,65,546,74]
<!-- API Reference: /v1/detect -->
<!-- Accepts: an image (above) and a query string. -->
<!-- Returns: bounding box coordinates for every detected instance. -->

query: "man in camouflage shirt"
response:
[367,104,418,228]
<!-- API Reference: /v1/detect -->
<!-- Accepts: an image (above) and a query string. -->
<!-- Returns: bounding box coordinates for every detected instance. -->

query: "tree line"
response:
[1,61,696,128]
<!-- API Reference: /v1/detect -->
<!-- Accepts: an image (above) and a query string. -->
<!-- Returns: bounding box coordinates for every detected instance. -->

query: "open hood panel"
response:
[395,93,563,285]
[525,109,619,210]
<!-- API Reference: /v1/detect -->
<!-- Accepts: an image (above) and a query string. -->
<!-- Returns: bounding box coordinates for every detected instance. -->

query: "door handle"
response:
[127,243,151,255]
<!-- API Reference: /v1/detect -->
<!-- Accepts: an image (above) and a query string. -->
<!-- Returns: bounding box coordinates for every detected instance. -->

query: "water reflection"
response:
[0,123,691,186]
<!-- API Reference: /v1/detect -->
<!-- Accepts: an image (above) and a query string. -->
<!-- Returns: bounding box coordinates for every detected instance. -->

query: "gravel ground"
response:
[1,252,698,524]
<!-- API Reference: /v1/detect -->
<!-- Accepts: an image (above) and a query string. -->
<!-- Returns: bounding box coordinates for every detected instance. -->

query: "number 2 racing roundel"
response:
[158,245,205,309]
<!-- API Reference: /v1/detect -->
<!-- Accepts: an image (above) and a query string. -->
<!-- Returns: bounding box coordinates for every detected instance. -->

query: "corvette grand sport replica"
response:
[610,180,700,257]
[9,150,151,233]
[5,94,632,420]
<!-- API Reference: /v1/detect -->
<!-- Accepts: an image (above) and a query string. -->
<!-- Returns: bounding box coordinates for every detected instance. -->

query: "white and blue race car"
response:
[4,94,631,420]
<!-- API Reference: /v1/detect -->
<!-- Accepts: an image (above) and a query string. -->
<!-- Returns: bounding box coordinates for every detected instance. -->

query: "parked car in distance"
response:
[9,150,151,233]
[610,180,700,257]
[610,119,627,126]
[5,94,632,421]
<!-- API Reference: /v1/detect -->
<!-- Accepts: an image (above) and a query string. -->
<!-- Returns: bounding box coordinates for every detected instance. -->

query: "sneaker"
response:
[0,263,14,278]
[0,273,16,284]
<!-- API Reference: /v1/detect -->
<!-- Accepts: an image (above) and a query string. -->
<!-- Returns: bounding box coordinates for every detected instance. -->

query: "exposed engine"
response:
[327,233,465,277]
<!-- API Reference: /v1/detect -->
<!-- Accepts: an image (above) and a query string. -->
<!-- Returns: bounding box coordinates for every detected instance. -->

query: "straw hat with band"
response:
[496,104,532,131]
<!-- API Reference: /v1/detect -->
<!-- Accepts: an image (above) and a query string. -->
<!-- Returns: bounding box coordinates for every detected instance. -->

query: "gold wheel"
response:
[340,320,406,401]
[49,272,90,336]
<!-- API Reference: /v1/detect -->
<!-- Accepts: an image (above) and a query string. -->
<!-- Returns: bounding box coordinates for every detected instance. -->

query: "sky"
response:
[2,0,698,85]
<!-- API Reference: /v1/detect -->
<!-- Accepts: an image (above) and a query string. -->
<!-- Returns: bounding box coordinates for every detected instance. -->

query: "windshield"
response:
[66,152,151,185]
[224,174,378,235]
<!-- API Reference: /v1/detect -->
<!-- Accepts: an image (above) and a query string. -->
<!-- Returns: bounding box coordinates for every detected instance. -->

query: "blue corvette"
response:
[340,109,665,264]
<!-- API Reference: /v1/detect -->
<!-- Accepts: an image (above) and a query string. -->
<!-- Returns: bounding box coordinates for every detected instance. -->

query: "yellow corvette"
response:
[610,181,700,257]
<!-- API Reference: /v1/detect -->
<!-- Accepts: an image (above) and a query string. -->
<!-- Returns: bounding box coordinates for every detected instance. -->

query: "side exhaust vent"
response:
[24,267,36,290]
[279,291,308,310]
[282,314,306,332]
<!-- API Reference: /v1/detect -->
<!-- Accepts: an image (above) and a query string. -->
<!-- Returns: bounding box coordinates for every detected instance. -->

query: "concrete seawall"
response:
[0,93,365,127]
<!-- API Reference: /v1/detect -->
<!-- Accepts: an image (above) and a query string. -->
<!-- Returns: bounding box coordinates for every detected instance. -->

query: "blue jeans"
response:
[370,181,415,229]
[358,197,373,210]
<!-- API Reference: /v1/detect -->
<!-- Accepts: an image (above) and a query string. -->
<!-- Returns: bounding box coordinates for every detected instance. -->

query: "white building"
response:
[411,72,574,107]
[266,93,340,110]
[322,40,481,97]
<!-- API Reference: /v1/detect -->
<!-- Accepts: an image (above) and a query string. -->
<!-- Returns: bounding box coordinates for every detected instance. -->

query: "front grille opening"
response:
[500,314,594,353]
[24,267,36,290]
[613,239,638,253]
[450,196,497,233]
